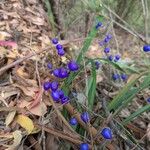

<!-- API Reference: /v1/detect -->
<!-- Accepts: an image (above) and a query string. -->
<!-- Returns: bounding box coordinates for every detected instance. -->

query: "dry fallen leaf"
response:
[16,115,34,134]
[5,110,16,126]
[29,102,47,116]
[6,130,22,150]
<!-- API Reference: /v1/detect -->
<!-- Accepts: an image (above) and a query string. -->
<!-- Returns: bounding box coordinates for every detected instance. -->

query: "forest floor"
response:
[0,0,149,150]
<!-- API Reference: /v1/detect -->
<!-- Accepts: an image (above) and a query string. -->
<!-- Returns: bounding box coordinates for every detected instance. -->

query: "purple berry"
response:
[146,97,150,103]
[108,55,113,61]
[61,96,70,104]
[101,127,112,139]
[43,82,51,91]
[58,89,65,99]
[106,34,112,40]
[121,74,127,81]
[95,61,101,69]
[112,74,120,80]
[56,44,63,50]
[96,22,102,29]
[143,45,150,52]
[69,117,78,125]
[58,68,69,78]
[51,90,60,102]
[52,38,58,44]
[81,112,90,123]
[80,143,89,150]
[104,47,110,53]
[99,41,104,46]
[114,55,120,62]
[57,48,65,56]
[53,68,60,77]
[47,63,52,69]
[50,81,58,91]
[68,60,79,71]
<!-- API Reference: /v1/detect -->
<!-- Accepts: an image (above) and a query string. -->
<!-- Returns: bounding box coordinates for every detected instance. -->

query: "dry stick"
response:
[49,96,80,138]
[28,135,42,150]
[36,124,84,146]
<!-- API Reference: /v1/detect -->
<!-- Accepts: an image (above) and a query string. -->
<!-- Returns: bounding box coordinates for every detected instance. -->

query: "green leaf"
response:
[63,16,103,94]
[108,72,150,111]
[122,104,150,125]
[87,61,97,110]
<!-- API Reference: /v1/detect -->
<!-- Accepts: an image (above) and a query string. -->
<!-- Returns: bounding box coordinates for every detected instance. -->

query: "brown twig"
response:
[35,123,83,146]
[28,135,42,150]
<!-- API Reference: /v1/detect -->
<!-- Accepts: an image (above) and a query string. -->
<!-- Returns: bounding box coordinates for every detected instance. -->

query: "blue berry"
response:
[143,45,150,52]
[99,41,104,46]
[57,48,65,56]
[146,97,150,103]
[104,47,110,53]
[53,68,60,77]
[96,22,102,29]
[95,61,101,70]
[80,143,89,150]
[104,38,109,43]
[56,44,63,50]
[106,34,112,40]
[51,90,60,102]
[61,96,70,104]
[68,60,79,71]
[43,82,51,91]
[52,38,58,44]
[58,89,65,99]
[69,117,78,125]
[108,55,113,61]
[47,63,52,69]
[121,74,127,81]
[81,112,90,123]
[58,68,69,78]
[104,34,112,43]
[50,81,58,91]
[101,127,112,139]
[112,74,120,80]
[114,55,121,62]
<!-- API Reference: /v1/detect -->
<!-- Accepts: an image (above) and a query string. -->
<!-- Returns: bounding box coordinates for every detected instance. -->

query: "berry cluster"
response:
[100,34,121,62]
[52,38,65,56]
[112,73,127,81]
[45,34,114,149]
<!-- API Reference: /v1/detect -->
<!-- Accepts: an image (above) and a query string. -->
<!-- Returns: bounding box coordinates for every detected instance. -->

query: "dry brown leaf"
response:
[14,84,37,97]
[18,100,32,108]
[24,15,44,25]
[0,31,11,40]
[5,111,16,126]
[6,130,22,150]
[29,102,47,116]
[16,66,29,78]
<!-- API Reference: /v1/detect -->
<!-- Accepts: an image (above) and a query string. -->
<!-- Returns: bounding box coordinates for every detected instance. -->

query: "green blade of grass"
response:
[77,16,103,63]
[108,71,149,111]
[63,16,103,94]
[86,61,97,110]
[110,73,150,115]
[45,0,56,33]
[122,104,150,125]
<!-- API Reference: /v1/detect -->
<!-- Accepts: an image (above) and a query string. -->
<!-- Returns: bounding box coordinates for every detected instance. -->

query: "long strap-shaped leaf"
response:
[110,72,150,118]
[63,16,103,94]
[122,104,150,125]
[108,71,149,111]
